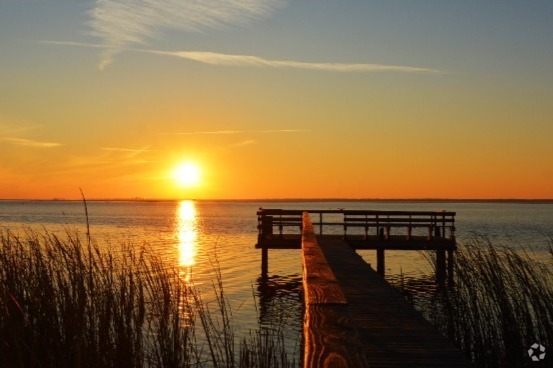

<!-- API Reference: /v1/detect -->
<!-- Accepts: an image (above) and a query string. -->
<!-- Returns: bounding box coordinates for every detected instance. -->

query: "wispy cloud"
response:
[97,146,157,165]
[0,117,43,135]
[43,41,442,74]
[41,40,106,49]
[101,146,154,155]
[153,50,442,74]
[0,118,62,148]
[62,146,157,174]
[160,129,310,135]
[1,137,62,148]
[227,140,256,148]
[89,0,287,68]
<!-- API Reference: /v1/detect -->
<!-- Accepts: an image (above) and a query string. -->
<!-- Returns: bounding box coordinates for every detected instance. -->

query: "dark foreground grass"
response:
[424,236,553,367]
[0,228,295,368]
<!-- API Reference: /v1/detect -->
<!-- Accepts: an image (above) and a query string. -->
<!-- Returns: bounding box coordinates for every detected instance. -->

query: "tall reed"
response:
[424,236,553,367]
[0,228,294,368]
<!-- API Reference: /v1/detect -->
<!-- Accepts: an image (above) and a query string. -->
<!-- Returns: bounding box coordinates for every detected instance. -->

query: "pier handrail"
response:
[257,208,456,240]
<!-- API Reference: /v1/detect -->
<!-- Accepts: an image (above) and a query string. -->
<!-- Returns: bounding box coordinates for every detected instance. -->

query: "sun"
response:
[173,162,201,187]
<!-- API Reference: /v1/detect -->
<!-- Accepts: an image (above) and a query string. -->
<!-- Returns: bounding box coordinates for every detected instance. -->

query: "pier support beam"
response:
[377,248,385,276]
[261,247,268,280]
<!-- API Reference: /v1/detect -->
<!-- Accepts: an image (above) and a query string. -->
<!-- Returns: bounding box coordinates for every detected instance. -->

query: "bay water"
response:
[1,200,552,359]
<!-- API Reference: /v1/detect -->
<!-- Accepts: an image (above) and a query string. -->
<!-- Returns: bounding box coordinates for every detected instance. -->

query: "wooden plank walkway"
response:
[316,235,472,367]
[302,213,369,367]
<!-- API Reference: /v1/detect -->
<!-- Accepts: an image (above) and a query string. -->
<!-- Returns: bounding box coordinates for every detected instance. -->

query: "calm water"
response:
[1,200,553,358]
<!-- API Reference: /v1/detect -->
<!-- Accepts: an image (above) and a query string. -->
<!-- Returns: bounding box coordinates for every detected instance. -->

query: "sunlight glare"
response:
[176,200,197,281]
[173,162,201,188]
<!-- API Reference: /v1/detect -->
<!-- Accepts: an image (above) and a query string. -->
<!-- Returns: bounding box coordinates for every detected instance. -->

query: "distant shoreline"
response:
[2,198,553,204]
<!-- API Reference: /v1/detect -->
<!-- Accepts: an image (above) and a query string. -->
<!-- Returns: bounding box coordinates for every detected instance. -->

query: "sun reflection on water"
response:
[176,200,197,281]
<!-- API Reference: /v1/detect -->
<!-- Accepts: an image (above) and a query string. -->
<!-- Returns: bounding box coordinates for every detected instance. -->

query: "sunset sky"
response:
[1,1,553,200]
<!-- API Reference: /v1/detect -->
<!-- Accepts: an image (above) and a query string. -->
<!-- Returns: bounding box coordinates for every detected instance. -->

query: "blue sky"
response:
[1,1,553,199]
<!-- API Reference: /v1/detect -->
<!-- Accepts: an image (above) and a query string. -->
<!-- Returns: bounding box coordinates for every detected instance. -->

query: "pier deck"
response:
[316,235,471,367]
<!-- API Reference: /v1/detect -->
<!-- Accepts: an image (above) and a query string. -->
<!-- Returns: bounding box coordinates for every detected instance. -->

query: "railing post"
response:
[261,215,273,239]
[427,225,433,241]
[442,213,446,239]
[319,212,323,235]
[364,216,368,240]
[376,214,380,238]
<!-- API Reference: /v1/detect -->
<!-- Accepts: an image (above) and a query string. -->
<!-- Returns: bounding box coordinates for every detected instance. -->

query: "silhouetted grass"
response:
[424,236,553,367]
[0,228,294,368]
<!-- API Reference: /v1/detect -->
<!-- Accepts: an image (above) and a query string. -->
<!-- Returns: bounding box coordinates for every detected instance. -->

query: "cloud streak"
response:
[153,50,442,74]
[101,146,154,155]
[160,129,311,135]
[1,137,62,148]
[227,140,257,148]
[0,118,44,135]
[44,41,442,74]
[89,0,287,68]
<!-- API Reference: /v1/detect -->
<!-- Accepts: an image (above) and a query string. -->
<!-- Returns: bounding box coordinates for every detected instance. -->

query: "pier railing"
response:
[257,208,456,241]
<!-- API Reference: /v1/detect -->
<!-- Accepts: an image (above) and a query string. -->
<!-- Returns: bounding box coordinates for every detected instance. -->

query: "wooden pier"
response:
[256,209,472,368]
[257,208,457,283]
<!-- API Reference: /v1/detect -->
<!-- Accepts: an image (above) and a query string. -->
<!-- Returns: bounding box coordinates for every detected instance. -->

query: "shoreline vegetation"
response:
[0,228,295,368]
[2,225,552,367]
[419,237,553,367]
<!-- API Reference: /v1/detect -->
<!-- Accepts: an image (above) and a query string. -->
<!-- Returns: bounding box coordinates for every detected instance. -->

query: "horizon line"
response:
[2,198,553,203]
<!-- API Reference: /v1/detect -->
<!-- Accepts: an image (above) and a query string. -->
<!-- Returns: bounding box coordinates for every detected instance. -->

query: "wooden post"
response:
[261,247,268,279]
[442,214,446,240]
[436,250,446,285]
[261,215,273,238]
[319,212,323,235]
[364,214,368,240]
[377,248,385,276]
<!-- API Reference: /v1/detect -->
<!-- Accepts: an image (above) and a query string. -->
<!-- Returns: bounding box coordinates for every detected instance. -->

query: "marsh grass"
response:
[0,228,294,368]
[423,236,553,367]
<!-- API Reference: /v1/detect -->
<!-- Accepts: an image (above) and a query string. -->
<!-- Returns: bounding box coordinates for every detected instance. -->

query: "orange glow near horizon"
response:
[2,4,553,201]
